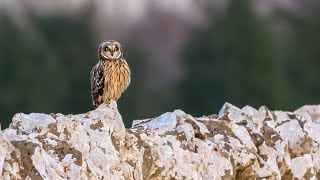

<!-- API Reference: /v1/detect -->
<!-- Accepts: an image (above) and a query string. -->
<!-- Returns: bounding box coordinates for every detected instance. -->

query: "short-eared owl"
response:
[90,40,131,108]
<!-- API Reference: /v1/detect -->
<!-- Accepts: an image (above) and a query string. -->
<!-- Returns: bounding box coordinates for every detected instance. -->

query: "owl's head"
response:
[98,40,123,60]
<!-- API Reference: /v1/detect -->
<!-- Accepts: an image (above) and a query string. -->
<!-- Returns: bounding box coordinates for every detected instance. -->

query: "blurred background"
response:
[0,0,320,128]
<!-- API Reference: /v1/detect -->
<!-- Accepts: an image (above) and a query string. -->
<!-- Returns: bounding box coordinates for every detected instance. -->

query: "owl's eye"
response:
[105,47,110,51]
[114,46,119,51]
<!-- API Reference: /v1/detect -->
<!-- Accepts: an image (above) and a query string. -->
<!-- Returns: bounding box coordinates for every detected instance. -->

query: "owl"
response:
[90,40,131,108]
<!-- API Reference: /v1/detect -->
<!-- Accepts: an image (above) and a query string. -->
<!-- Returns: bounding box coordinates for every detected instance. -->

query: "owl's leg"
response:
[104,98,112,106]
[92,96,104,108]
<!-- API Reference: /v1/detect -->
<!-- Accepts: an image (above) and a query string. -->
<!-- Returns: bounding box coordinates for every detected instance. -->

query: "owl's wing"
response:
[90,63,105,107]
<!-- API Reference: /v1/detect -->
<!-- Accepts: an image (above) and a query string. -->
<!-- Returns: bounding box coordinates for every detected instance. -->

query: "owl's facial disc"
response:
[101,42,122,60]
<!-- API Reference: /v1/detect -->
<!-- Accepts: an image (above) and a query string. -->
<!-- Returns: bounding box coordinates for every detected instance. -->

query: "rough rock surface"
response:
[1,101,320,179]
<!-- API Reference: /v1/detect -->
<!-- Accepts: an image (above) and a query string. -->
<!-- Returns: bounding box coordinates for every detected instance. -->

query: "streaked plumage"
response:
[90,40,131,108]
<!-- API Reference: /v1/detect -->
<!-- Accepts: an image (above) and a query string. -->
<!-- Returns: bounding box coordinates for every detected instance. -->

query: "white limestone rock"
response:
[1,101,320,179]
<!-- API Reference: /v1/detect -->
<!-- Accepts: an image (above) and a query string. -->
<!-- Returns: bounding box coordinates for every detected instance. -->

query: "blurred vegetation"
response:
[179,0,320,116]
[0,12,96,128]
[1,0,320,128]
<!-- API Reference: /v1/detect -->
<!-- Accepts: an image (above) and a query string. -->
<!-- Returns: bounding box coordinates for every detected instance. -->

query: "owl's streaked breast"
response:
[103,58,131,102]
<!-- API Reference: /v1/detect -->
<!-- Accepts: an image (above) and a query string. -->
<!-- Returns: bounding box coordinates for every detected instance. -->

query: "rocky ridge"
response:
[1,101,320,179]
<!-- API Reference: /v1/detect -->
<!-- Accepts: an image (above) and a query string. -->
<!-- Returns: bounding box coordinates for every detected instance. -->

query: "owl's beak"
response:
[110,51,114,56]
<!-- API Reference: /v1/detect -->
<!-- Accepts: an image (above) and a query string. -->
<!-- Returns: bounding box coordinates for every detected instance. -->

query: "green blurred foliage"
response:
[1,0,320,128]
[0,12,96,128]
[179,0,320,116]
